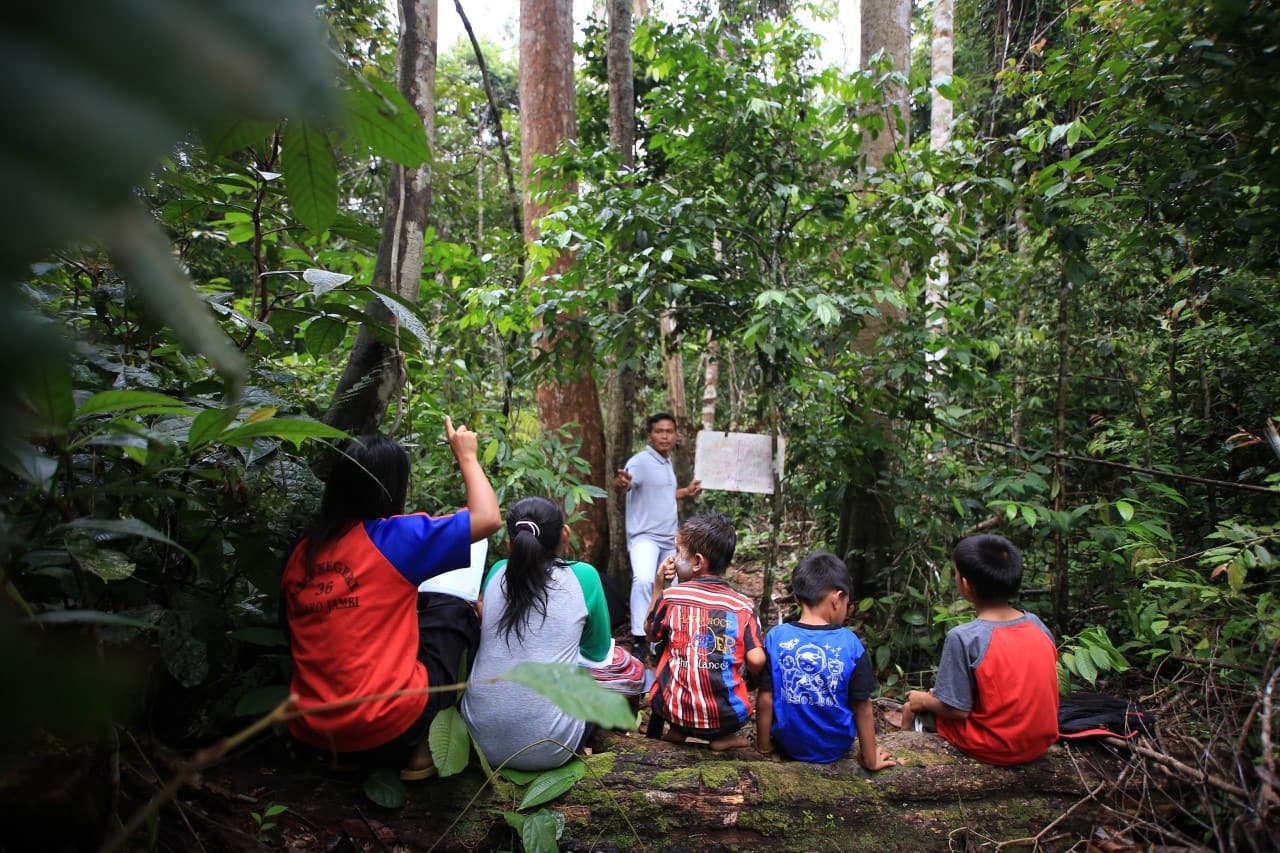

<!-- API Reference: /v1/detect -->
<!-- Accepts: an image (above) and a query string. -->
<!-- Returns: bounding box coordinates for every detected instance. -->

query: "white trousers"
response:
[628,536,675,637]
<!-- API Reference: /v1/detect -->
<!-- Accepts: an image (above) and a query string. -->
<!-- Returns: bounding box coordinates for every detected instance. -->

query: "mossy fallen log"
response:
[235,730,1122,852]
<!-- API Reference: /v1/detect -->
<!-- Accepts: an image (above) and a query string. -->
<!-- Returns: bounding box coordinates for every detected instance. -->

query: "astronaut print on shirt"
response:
[776,636,845,707]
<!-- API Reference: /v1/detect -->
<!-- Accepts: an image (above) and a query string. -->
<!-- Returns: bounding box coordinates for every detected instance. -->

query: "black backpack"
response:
[1058,692,1155,740]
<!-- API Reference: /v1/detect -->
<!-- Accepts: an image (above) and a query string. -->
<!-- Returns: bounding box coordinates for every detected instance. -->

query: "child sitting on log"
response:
[901,534,1060,765]
[643,512,764,750]
[755,552,896,770]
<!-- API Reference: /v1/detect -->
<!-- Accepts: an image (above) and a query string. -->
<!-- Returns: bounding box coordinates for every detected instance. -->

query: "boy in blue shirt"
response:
[756,552,896,769]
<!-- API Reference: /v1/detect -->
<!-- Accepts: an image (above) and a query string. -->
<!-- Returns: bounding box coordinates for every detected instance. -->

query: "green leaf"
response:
[234,684,290,717]
[428,706,472,777]
[500,662,636,730]
[26,359,74,435]
[521,809,566,853]
[76,390,192,417]
[1227,558,1247,593]
[1114,500,1134,522]
[362,768,407,809]
[65,540,137,582]
[202,117,278,157]
[0,441,59,490]
[29,609,155,630]
[519,759,585,810]
[304,316,347,357]
[902,610,926,626]
[59,517,195,564]
[345,73,432,166]
[281,120,338,234]
[502,811,525,832]
[501,768,542,785]
[1088,645,1112,673]
[1074,649,1098,684]
[188,407,237,450]
[221,416,348,450]
[1,0,337,275]
[370,289,432,347]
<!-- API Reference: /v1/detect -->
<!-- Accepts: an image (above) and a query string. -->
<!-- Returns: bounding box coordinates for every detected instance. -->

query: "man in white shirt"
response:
[615,413,702,657]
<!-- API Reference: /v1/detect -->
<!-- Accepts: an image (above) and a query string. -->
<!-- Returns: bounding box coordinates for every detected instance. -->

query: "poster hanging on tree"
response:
[694,431,785,494]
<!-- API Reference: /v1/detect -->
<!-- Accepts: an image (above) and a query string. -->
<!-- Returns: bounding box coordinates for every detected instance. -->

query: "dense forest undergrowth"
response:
[3,0,1280,850]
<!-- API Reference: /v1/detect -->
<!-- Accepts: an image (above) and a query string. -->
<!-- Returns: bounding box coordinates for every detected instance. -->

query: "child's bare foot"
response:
[661,729,688,744]
[710,735,751,751]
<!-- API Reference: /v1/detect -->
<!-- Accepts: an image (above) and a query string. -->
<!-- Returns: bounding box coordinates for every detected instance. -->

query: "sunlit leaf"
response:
[66,540,137,582]
[303,268,353,297]
[500,662,636,730]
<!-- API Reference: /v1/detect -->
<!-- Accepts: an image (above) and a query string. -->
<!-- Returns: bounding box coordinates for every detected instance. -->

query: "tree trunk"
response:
[521,0,609,567]
[205,732,1122,851]
[838,0,913,597]
[925,0,953,346]
[325,0,439,436]
[701,331,719,430]
[604,0,639,582]
[661,308,696,515]
[861,0,911,170]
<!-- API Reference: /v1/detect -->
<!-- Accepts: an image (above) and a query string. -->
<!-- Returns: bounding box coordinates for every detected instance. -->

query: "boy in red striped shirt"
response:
[644,512,765,750]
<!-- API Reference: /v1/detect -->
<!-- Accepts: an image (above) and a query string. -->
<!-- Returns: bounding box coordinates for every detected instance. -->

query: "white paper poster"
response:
[418,538,489,602]
[694,431,785,494]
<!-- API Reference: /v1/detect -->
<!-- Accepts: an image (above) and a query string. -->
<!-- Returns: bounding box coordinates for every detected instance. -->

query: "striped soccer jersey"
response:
[646,575,763,732]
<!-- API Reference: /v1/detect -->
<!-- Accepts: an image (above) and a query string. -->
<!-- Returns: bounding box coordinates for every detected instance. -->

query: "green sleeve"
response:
[568,561,613,663]
[480,559,506,596]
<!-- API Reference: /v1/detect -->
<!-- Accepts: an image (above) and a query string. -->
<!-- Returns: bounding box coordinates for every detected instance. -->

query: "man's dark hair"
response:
[645,412,676,433]
[679,511,736,575]
[953,534,1024,601]
[791,551,852,606]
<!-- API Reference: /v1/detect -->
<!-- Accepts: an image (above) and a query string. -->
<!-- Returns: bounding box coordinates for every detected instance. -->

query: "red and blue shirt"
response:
[282,511,471,752]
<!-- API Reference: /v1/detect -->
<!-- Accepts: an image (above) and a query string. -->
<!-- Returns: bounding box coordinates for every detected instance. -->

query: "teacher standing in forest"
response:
[615,412,702,659]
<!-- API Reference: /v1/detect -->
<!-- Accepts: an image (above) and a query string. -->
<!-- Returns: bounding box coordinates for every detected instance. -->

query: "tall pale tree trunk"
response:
[604,0,639,580]
[325,0,438,436]
[860,0,911,169]
[926,0,953,371]
[521,0,609,566]
[836,0,912,597]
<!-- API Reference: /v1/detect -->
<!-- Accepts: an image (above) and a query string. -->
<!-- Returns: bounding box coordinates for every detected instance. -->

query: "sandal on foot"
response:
[399,762,437,782]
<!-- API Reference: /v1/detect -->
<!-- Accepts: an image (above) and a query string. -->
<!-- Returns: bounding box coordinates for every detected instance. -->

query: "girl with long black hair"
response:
[461,496,643,770]
[281,418,500,778]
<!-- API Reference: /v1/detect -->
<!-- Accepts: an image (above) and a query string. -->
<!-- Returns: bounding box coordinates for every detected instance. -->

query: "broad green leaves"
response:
[501,662,636,731]
[281,122,338,235]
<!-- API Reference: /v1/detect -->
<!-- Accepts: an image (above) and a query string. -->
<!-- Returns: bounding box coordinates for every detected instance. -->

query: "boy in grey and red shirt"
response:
[901,535,1059,765]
